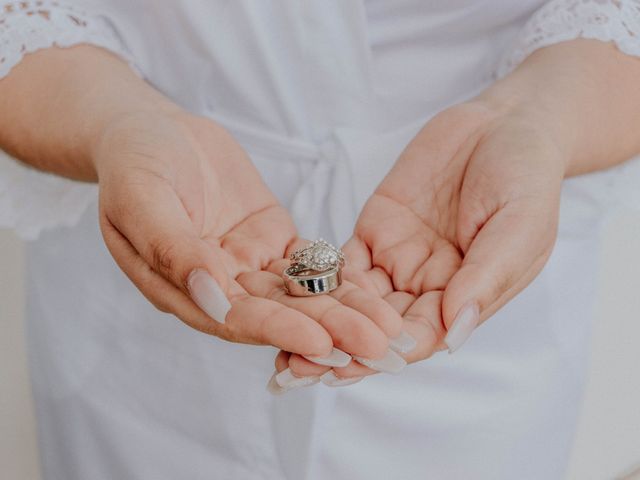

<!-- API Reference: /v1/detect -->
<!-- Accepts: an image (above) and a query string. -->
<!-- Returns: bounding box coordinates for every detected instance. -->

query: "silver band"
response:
[283,265,342,296]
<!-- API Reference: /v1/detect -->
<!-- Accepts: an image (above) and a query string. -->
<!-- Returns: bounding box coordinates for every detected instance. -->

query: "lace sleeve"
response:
[497,0,640,77]
[0,1,137,240]
[497,0,640,214]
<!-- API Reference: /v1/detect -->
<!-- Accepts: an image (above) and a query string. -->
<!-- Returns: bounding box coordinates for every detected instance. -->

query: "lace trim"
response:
[0,0,136,77]
[495,0,640,214]
[0,1,136,239]
[497,0,640,77]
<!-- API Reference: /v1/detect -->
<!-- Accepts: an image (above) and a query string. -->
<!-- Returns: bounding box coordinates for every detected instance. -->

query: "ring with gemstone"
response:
[284,239,345,296]
[289,239,345,273]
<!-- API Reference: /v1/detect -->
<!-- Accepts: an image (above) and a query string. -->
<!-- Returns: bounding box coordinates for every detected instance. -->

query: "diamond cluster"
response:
[290,239,345,273]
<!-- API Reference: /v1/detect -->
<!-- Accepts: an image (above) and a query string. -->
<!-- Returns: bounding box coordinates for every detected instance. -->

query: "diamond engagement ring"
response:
[284,239,344,296]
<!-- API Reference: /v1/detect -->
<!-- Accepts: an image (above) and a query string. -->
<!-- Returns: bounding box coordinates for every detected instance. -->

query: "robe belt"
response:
[206,113,358,244]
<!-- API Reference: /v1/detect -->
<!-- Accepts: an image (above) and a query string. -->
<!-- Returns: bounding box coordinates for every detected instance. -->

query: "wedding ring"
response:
[284,239,345,296]
[283,265,342,296]
[289,239,345,273]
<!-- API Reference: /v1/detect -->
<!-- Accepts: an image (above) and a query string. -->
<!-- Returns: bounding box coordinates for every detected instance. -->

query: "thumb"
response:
[102,180,232,323]
[442,204,557,353]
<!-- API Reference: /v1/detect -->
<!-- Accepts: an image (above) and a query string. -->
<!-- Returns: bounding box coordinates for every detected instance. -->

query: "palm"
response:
[173,115,298,280]
[343,101,564,363]
[98,113,334,354]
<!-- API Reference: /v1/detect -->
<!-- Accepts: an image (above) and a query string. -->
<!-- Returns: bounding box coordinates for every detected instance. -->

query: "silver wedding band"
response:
[283,265,342,296]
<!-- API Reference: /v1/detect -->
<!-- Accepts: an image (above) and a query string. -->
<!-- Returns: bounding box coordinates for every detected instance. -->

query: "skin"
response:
[1,40,639,384]
[279,39,640,380]
[0,45,402,360]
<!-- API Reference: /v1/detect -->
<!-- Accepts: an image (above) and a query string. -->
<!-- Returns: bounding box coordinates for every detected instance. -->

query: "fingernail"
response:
[445,301,480,354]
[353,349,406,374]
[320,370,363,387]
[266,372,285,395]
[275,368,320,389]
[304,348,352,367]
[266,370,320,396]
[187,269,231,324]
[389,331,417,354]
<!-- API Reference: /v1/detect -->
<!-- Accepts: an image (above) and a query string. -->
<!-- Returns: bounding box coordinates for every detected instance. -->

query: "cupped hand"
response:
[281,100,567,384]
[95,111,339,356]
[237,237,407,393]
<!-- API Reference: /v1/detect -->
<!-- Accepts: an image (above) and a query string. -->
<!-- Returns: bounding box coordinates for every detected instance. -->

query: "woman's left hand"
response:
[274,39,640,388]
[279,98,568,384]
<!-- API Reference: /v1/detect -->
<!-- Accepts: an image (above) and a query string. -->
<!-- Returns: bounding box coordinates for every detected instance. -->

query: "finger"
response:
[342,265,394,297]
[287,354,331,377]
[268,351,320,395]
[413,241,461,292]
[332,290,446,378]
[442,203,556,353]
[102,180,230,297]
[400,290,447,361]
[332,360,377,378]
[267,257,403,338]
[275,350,290,372]
[330,281,403,337]
[341,235,372,270]
[101,212,210,323]
[102,218,333,355]
[277,238,408,373]
[220,204,296,272]
[332,290,446,379]
[225,293,334,355]
[237,270,389,359]
[341,237,390,296]
[383,291,415,315]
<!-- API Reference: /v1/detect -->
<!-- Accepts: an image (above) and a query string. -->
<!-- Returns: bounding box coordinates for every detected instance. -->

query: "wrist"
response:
[91,106,190,181]
[472,88,574,178]
[477,39,640,177]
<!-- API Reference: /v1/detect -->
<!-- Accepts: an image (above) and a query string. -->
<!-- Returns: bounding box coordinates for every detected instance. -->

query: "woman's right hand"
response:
[1,45,401,366]
[95,110,405,371]
[95,111,339,355]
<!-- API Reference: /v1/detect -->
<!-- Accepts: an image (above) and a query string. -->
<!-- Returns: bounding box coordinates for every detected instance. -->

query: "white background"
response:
[1,213,639,480]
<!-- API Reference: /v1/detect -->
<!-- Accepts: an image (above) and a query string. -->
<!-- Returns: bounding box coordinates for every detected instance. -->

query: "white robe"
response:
[2,1,640,478]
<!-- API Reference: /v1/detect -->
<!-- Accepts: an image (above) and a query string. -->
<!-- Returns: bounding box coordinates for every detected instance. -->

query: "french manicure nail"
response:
[320,370,363,387]
[266,371,285,395]
[445,301,480,354]
[275,368,320,389]
[187,269,231,324]
[304,348,352,367]
[266,370,320,396]
[389,331,417,354]
[353,349,406,374]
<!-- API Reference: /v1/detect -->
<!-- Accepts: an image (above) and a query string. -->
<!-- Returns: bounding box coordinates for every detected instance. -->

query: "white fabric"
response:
[1,1,640,479]
[497,0,640,77]
[0,0,135,239]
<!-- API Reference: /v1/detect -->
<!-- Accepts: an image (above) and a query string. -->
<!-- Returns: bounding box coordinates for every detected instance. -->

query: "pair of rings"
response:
[283,239,344,296]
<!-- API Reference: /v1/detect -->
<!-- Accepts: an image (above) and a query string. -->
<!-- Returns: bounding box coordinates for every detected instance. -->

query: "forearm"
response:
[0,45,180,181]
[480,39,640,177]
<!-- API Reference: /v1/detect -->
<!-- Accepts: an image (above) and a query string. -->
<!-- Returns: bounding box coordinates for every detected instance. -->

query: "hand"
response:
[237,237,406,393]
[95,111,337,356]
[280,99,566,384]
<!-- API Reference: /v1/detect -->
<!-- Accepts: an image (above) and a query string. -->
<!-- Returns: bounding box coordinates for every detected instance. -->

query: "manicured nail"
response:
[266,370,320,396]
[304,348,351,367]
[320,370,363,387]
[187,269,231,324]
[445,301,480,354]
[275,368,320,389]
[389,331,417,354]
[353,349,406,374]
[266,371,285,395]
